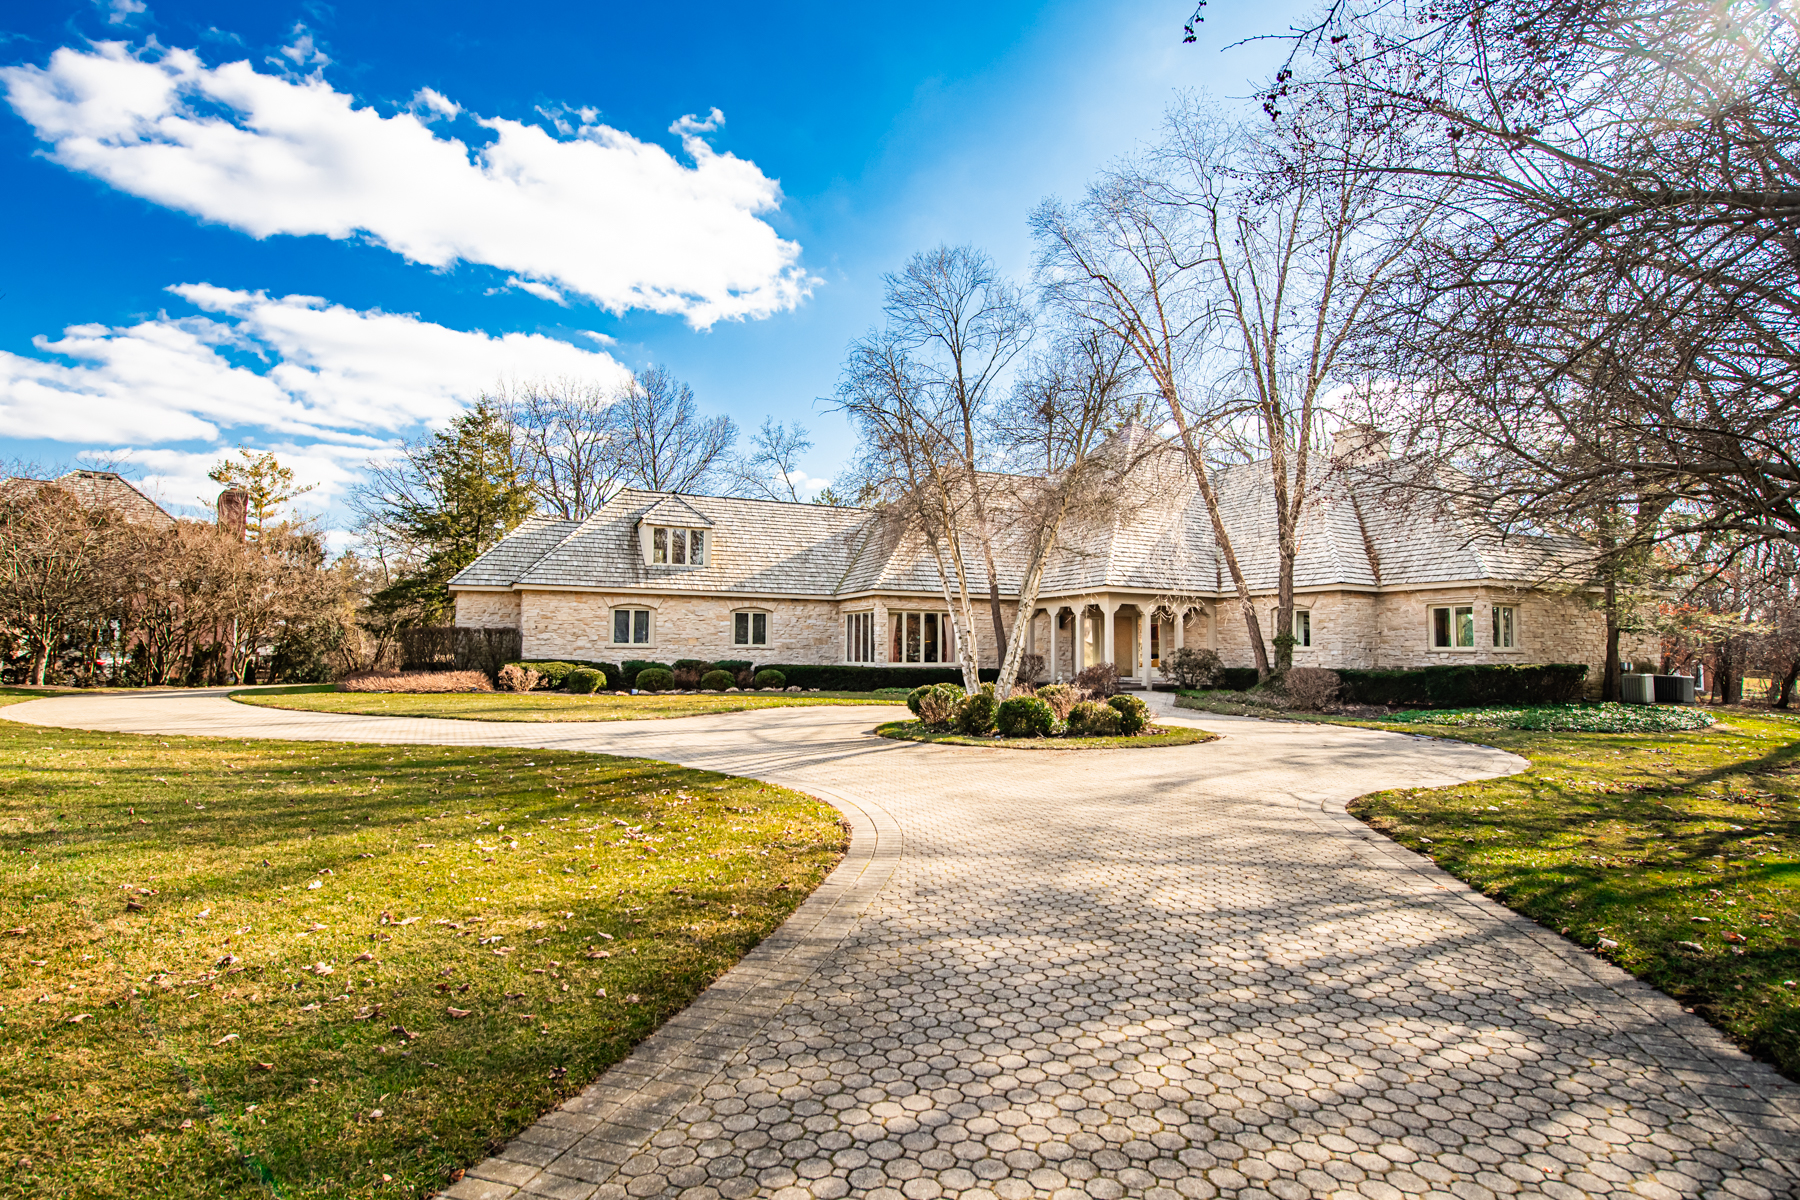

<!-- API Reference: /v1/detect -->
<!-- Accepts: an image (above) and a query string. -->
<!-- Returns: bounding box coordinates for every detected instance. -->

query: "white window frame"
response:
[611,607,653,646]
[1429,604,1476,651]
[889,610,955,664]
[844,611,876,663]
[645,525,707,566]
[1293,609,1312,648]
[1492,604,1518,649]
[733,609,769,647]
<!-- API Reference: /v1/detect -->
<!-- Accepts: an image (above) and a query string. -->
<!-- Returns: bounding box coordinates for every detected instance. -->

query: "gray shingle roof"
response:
[0,470,175,528]
[451,451,1595,601]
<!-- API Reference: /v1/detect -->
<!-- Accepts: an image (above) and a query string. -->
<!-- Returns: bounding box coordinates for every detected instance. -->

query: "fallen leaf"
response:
[1677,941,1707,952]
[514,1013,538,1020]
[213,1033,238,1045]
[353,952,375,963]
[3,927,26,937]
[367,1109,382,1120]
[253,1062,275,1071]
[298,1002,320,1012]
[67,1013,91,1024]
[306,963,334,976]
[623,994,641,1004]
[1724,932,1748,943]
[306,880,323,890]
[125,901,145,912]
[179,1119,194,1130]
[397,917,420,926]
[1596,938,1618,951]
[390,1025,416,1041]
[216,954,241,968]
[594,988,606,997]
[445,1006,471,1019]
[584,950,612,959]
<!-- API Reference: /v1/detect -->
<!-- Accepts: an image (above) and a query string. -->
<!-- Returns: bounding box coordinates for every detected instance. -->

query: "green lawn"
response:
[1343,710,1800,1080]
[874,719,1214,750]
[0,688,846,1199]
[235,686,908,723]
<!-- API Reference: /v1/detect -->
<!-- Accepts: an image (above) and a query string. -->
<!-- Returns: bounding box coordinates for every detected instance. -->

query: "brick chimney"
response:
[1330,425,1392,466]
[217,489,250,541]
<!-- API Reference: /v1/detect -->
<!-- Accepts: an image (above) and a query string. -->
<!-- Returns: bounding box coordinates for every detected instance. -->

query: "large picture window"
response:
[1430,605,1474,649]
[612,608,652,645]
[734,611,768,646]
[845,612,875,662]
[889,611,953,663]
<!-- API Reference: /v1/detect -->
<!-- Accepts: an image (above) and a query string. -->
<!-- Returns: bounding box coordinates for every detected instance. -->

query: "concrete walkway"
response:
[4,689,1796,1200]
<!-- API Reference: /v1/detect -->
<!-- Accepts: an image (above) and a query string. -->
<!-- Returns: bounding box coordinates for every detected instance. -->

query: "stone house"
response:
[450,444,1652,686]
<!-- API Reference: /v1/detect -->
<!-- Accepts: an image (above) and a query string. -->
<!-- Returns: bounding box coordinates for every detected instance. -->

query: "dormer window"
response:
[648,526,706,566]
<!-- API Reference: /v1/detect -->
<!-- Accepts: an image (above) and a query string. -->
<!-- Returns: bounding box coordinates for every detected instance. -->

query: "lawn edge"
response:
[872,719,1215,750]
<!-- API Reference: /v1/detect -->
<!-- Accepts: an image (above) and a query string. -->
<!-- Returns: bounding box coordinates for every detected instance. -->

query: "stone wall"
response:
[454,590,520,629]
[519,592,844,665]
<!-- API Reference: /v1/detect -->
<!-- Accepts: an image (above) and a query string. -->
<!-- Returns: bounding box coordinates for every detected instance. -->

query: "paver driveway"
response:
[5,689,1797,1200]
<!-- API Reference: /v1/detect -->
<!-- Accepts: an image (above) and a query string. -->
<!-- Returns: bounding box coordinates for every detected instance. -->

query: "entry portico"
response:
[1023,594,1216,688]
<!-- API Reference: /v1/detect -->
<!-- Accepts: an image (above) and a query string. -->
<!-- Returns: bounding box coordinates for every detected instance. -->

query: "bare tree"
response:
[1034,155,1276,676]
[0,482,123,685]
[498,377,621,519]
[884,246,1035,660]
[734,417,815,502]
[988,331,1140,699]
[610,366,738,493]
[836,331,987,692]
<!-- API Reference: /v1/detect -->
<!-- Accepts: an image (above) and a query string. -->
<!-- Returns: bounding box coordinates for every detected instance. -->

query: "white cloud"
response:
[2,42,813,327]
[98,0,145,26]
[670,107,724,137]
[0,284,632,445]
[277,25,329,69]
[412,87,460,120]
[494,276,567,304]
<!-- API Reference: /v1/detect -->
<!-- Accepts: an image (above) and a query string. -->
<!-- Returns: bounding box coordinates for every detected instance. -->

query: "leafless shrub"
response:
[497,664,541,693]
[1282,668,1340,711]
[1035,683,1081,721]
[672,666,703,689]
[339,670,493,694]
[1073,663,1119,697]
[917,688,961,729]
[1017,653,1046,684]
[1160,647,1223,690]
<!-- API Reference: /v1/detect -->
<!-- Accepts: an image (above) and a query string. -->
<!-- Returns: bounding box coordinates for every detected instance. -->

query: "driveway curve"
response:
[4,689,1795,1200]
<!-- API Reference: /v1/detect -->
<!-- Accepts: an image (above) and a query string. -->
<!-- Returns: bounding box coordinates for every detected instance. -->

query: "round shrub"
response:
[996,695,1055,738]
[564,667,603,694]
[636,667,675,693]
[906,683,934,716]
[1108,694,1150,735]
[957,691,998,735]
[916,683,964,729]
[1066,699,1122,737]
[700,669,735,691]
[753,668,787,689]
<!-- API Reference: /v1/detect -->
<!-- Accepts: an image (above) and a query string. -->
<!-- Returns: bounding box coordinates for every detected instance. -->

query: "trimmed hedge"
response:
[753,668,787,689]
[711,660,753,674]
[757,664,999,692]
[564,668,604,694]
[700,669,735,691]
[1216,667,1261,691]
[1337,663,1588,708]
[1108,694,1149,735]
[512,660,619,690]
[996,696,1055,738]
[635,667,676,693]
[956,691,998,735]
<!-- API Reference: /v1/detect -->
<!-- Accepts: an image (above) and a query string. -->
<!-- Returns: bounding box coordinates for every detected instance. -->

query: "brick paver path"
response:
[5,689,1797,1200]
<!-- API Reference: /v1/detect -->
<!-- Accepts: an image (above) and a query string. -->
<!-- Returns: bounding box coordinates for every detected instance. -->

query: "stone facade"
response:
[454,590,521,630]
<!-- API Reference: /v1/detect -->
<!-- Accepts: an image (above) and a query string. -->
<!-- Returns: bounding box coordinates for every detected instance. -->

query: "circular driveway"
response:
[4,689,1796,1200]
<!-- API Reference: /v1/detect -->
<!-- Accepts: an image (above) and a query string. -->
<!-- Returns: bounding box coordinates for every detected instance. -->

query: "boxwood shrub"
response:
[956,691,998,735]
[1108,694,1150,735]
[996,695,1055,738]
[635,667,676,692]
[699,669,736,691]
[753,668,787,689]
[620,660,670,688]
[1067,699,1122,737]
[564,667,604,694]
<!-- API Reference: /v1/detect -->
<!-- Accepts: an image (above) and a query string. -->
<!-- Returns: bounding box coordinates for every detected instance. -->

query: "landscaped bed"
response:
[874,719,1213,749]
[0,688,846,1199]
[234,685,910,723]
[1343,709,1800,1081]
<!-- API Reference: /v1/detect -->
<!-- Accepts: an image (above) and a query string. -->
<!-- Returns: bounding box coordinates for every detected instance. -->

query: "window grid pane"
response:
[633,610,650,644]
[690,530,704,563]
[672,529,687,565]
[614,610,630,645]
[652,527,667,563]
[753,612,767,645]
[1455,606,1474,648]
[1432,607,1450,648]
[735,612,749,645]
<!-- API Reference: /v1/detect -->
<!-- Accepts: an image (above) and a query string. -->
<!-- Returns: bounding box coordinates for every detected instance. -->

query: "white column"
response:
[1074,606,1087,674]
[1048,609,1059,681]
[1102,598,1117,671]
[1175,607,1186,651]
[1139,606,1153,687]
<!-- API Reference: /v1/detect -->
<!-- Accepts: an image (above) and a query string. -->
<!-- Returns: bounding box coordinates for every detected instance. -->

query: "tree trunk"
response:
[1602,577,1622,703]
[30,642,49,687]
[1777,661,1799,710]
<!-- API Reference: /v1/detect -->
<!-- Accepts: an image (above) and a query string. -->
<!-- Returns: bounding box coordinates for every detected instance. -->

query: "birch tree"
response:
[988,331,1139,699]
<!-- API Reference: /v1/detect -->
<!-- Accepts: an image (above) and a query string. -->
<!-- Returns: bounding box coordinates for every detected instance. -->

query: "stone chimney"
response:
[217,489,250,541]
[1330,425,1392,466]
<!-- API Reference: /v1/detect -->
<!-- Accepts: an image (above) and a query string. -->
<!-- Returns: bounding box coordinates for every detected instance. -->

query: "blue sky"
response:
[0,0,1300,536]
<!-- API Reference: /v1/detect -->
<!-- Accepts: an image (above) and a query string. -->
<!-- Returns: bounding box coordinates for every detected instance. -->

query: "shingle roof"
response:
[451,450,1595,601]
[0,470,175,528]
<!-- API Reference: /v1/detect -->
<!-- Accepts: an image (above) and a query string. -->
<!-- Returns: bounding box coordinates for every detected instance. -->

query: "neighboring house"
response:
[450,440,1654,686]
[0,469,177,528]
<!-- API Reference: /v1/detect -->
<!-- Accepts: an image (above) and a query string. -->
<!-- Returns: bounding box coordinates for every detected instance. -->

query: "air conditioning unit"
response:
[1620,674,1655,705]
[1653,674,1696,705]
